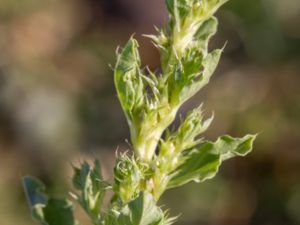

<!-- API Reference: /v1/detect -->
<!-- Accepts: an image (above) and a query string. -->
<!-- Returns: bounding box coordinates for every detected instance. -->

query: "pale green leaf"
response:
[118,192,164,225]
[194,17,218,50]
[176,48,221,103]
[166,0,191,25]
[167,134,256,188]
[114,37,143,119]
[201,48,222,83]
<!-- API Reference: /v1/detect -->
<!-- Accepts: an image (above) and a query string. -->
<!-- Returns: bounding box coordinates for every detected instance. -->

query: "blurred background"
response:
[0,0,299,224]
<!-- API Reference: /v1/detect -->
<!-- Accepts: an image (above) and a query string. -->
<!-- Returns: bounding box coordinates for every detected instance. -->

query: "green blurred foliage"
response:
[0,0,299,224]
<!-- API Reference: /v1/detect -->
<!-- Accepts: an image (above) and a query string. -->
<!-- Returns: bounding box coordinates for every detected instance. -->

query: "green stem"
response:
[133,107,178,162]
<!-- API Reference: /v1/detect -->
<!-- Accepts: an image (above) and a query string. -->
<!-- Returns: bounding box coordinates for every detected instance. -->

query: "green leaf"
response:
[167,134,256,188]
[118,192,164,225]
[114,37,143,119]
[213,134,257,160]
[72,160,106,223]
[22,176,79,225]
[23,175,48,207]
[194,17,218,50]
[201,48,222,83]
[165,0,174,14]
[167,48,202,105]
[184,48,222,99]
[38,199,77,225]
[166,0,191,21]
[175,48,221,103]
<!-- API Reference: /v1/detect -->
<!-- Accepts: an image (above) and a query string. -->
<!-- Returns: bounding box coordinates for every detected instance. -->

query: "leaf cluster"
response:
[23,1,256,225]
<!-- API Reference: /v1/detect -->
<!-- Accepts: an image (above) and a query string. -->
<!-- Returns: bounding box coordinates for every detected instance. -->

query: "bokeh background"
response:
[0,0,300,224]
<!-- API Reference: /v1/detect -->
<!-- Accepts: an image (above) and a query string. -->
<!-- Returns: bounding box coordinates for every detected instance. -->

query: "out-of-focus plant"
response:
[23,0,255,224]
